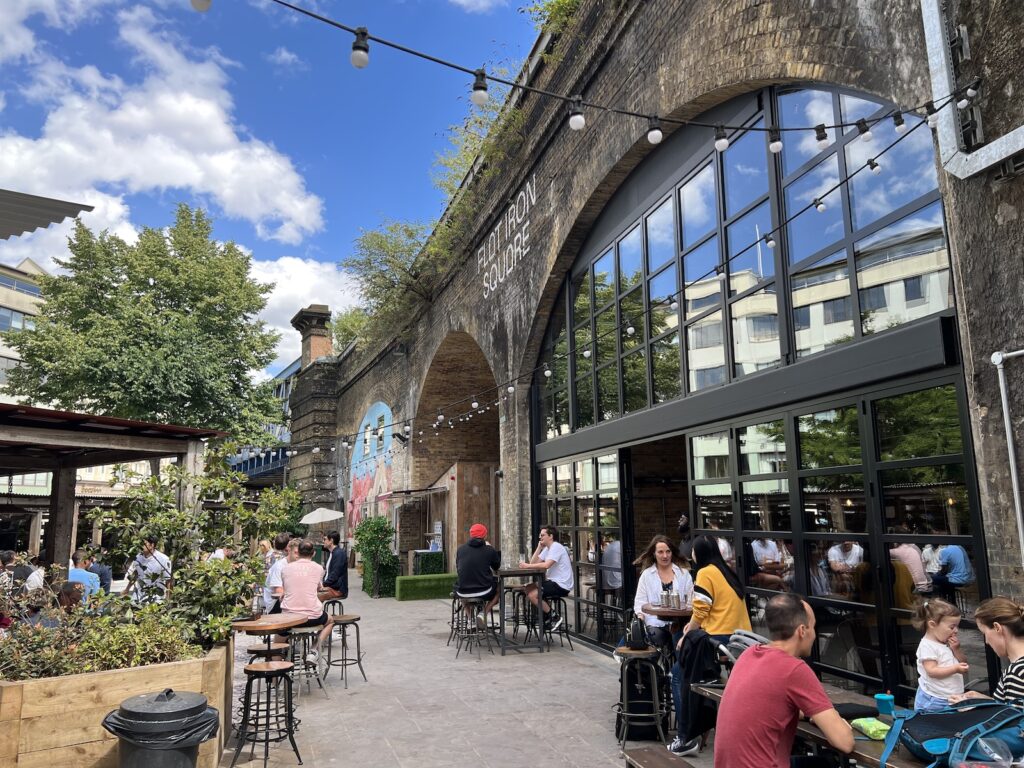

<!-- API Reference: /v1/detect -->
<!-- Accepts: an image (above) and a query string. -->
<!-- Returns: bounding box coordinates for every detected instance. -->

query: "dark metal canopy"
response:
[0,188,94,240]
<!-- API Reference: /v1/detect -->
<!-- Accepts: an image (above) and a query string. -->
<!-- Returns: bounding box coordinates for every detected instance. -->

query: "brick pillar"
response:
[290,305,333,370]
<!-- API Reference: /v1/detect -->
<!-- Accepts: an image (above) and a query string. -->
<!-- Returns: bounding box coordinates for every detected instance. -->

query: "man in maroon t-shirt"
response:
[715,593,854,768]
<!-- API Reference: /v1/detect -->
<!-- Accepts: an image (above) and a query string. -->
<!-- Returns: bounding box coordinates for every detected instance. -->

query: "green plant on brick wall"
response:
[353,515,400,598]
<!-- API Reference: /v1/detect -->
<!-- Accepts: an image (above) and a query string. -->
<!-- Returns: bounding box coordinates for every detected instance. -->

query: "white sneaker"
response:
[476,613,487,631]
[305,649,319,666]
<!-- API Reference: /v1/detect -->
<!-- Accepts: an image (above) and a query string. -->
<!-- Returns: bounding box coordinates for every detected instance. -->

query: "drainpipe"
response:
[991,349,1024,567]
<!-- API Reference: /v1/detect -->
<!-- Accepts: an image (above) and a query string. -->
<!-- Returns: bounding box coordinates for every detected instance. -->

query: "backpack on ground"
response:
[880,700,1024,767]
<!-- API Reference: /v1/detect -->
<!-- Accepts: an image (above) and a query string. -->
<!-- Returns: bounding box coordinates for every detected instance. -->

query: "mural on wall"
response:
[348,401,394,532]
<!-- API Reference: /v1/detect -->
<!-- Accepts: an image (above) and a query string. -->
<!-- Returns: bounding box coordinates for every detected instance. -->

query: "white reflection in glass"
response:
[681,164,716,249]
[779,89,836,175]
[785,155,843,264]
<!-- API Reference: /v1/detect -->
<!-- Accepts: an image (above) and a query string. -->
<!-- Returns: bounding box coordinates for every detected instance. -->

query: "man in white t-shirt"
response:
[827,541,863,572]
[264,534,295,612]
[124,537,172,603]
[519,525,574,632]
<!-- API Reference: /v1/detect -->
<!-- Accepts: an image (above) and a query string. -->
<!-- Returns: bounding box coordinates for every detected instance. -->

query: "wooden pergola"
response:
[0,403,223,566]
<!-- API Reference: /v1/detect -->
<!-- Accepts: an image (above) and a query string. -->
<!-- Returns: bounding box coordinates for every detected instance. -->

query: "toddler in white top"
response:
[913,598,969,711]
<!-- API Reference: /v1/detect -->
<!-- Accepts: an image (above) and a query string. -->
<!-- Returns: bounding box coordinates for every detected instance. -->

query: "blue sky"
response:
[0,0,537,372]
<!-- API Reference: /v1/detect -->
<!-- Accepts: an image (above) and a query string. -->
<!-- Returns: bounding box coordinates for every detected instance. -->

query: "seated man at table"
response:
[279,539,332,658]
[266,534,297,613]
[714,593,854,768]
[318,529,348,602]
[67,549,101,603]
[519,525,573,632]
[455,523,501,629]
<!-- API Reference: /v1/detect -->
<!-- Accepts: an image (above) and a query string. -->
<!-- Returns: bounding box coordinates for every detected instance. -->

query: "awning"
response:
[0,188,94,240]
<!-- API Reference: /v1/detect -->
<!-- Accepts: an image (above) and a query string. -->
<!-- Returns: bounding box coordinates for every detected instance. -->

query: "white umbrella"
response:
[300,507,344,525]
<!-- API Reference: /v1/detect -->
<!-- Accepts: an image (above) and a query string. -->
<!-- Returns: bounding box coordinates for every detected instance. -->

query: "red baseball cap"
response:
[469,523,487,540]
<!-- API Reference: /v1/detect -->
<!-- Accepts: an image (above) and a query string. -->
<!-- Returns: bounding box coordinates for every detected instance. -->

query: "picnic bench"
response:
[622,745,696,767]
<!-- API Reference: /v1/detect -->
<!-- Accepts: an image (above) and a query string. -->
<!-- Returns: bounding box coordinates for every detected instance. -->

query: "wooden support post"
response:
[50,467,77,570]
[29,511,42,555]
[176,439,204,515]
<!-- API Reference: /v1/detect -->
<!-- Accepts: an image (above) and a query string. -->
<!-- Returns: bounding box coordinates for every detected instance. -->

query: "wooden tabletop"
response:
[692,683,920,768]
[232,612,308,633]
[497,567,544,578]
[641,603,693,619]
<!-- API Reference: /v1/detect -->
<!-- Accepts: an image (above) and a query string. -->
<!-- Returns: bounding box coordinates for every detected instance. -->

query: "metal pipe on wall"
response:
[991,349,1024,567]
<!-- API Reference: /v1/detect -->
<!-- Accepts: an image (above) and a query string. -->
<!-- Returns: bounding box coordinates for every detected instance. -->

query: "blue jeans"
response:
[672,632,731,736]
[914,687,951,711]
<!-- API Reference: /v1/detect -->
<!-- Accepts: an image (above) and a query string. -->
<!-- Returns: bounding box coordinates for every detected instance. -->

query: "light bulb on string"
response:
[646,117,663,145]
[404,425,411,434]
[350,28,370,69]
[768,127,783,154]
[470,68,489,107]
[670,300,679,312]
[814,198,826,213]
[543,366,552,379]
[966,81,979,99]
[765,234,776,249]
[714,124,730,152]
[925,100,938,127]
[582,349,591,359]
[814,124,829,150]
[471,399,479,409]
[957,95,971,110]
[855,118,872,141]
[312,446,320,453]
[507,385,515,394]
[893,112,907,134]
[867,158,881,174]
[625,322,636,336]
[568,96,585,131]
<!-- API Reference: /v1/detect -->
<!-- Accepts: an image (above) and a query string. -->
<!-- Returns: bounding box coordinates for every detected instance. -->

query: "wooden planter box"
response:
[0,638,233,768]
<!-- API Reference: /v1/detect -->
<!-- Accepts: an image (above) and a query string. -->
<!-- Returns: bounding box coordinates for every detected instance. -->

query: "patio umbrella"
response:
[299,507,344,525]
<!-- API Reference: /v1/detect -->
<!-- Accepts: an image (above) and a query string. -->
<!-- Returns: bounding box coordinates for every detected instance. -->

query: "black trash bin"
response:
[103,688,220,768]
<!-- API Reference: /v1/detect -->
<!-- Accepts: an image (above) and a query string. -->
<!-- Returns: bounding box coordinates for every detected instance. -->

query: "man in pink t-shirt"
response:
[280,539,331,652]
[714,594,854,768]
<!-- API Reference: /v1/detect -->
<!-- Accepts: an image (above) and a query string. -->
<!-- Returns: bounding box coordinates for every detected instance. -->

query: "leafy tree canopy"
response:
[3,204,281,444]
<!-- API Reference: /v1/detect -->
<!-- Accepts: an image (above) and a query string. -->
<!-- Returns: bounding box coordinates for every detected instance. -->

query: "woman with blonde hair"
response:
[950,596,1024,704]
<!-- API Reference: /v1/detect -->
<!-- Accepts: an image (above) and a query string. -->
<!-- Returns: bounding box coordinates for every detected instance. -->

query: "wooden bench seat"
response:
[623,746,696,767]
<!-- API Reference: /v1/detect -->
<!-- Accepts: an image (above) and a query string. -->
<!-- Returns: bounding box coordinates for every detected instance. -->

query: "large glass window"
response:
[535,86,952,442]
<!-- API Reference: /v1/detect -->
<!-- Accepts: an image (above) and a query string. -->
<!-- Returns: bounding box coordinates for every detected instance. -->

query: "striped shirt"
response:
[691,564,751,637]
[995,658,1024,704]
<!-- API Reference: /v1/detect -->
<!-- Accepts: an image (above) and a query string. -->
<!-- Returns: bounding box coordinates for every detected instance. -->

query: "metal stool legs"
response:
[231,664,302,768]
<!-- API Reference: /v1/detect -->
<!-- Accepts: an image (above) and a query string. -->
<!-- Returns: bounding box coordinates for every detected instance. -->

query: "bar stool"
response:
[246,641,289,663]
[447,592,462,647]
[231,660,302,768]
[326,613,367,688]
[287,627,328,698]
[545,596,574,650]
[454,596,493,659]
[507,585,529,639]
[612,646,668,749]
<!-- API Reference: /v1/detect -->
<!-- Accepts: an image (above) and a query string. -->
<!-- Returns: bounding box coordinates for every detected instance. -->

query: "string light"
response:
[814,124,829,150]
[350,27,370,69]
[471,68,489,106]
[768,127,783,153]
[568,97,585,131]
[582,349,591,359]
[714,124,730,152]
[507,385,515,393]
[471,399,479,409]
[867,158,881,174]
[966,81,979,99]
[625,322,636,336]
[893,113,907,134]
[925,100,939,127]
[956,94,971,110]
[813,198,826,212]
[765,234,776,249]
[855,118,873,141]
[646,117,663,146]
[543,366,552,378]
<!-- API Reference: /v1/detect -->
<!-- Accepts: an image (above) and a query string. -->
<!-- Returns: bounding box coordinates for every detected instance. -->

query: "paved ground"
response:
[221,574,714,768]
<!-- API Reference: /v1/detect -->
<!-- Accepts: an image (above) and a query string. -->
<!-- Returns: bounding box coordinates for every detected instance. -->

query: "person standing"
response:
[318,530,348,602]
[519,525,573,632]
[67,549,101,603]
[124,537,172,604]
[455,523,501,628]
[714,593,854,767]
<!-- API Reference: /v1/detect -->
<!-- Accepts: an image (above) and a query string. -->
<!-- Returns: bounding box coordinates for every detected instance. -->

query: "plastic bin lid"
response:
[119,689,209,722]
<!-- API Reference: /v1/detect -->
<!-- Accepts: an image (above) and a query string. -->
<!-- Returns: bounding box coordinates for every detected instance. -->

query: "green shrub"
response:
[354,515,400,598]
[395,573,457,601]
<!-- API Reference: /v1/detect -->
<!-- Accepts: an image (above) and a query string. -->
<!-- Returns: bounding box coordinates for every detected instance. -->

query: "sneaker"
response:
[305,649,320,666]
[667,737,700,756]
[476,613,487,631]
[548,612,563,632]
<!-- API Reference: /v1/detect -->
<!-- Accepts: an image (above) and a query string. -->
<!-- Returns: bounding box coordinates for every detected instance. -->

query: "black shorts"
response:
[456,584,497,602]
[291,612,328,629]
[541,580,570,599]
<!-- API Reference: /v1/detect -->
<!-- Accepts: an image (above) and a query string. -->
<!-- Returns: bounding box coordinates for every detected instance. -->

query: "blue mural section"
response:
[348,401,394,531]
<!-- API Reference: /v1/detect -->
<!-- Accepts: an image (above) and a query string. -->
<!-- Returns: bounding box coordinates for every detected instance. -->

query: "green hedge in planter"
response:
[362,558,400,598]
[413,551,445,575]
[395,573,457,601]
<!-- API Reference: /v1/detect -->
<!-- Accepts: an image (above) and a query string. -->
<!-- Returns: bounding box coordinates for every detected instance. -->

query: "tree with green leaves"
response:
[3,205,281,443]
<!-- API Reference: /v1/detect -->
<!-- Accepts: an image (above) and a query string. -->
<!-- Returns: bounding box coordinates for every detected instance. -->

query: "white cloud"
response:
[250,256,362,372]
[0,5,323,246]
[265,46,305,70]
[0,0,120,64]
[448,0,508,12]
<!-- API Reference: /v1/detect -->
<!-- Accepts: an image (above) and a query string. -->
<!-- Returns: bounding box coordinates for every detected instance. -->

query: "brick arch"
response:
[412,331,500,488]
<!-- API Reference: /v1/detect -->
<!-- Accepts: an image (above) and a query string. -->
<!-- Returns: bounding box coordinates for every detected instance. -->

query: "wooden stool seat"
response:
[332,613,361,623]
[243,660,294,675]
[613,646,660,658]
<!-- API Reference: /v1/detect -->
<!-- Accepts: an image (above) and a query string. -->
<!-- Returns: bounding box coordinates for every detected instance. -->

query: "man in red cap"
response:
[455,523,501,629]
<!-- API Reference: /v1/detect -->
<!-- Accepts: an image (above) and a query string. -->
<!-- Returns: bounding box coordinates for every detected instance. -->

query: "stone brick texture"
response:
[289,0,1024,596]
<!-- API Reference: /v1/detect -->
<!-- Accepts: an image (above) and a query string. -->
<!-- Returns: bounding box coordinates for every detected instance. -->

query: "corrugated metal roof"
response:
[0,188,94,240]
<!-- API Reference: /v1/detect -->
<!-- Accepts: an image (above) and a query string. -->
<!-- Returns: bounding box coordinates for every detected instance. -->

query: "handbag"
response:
[625,612,649,650]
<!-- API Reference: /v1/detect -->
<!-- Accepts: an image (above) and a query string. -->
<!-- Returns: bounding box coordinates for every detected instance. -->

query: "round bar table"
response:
[232,612,308,653]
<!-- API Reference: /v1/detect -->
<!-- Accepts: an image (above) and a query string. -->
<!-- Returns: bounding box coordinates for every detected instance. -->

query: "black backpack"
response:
[625,613,648,650]
[881,700,1024,767]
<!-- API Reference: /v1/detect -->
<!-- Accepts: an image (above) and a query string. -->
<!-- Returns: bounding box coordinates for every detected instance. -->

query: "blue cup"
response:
[875,693,895,716]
